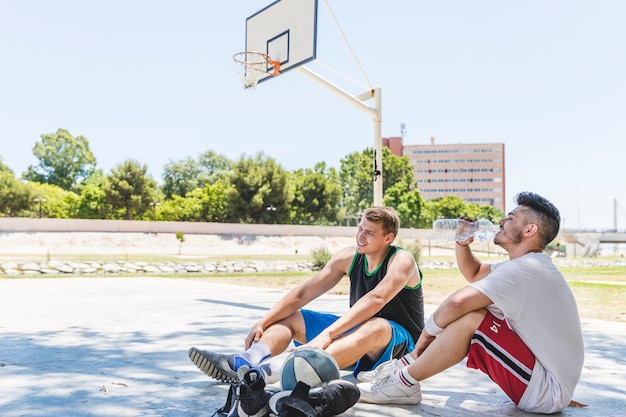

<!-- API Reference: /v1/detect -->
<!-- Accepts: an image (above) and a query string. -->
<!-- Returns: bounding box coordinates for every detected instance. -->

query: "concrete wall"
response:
[3,217,620,257]
[0,217,432,239]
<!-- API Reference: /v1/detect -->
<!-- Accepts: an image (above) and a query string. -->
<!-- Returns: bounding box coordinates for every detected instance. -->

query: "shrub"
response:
[310,246,332,270]
[400,238,421,264]
[175,232,185,254]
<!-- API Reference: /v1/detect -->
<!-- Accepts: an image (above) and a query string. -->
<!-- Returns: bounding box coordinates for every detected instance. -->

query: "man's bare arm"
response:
[310,250,418,346]
[430,285,492,329]
[244,246,353,348]
[455,241,492,283]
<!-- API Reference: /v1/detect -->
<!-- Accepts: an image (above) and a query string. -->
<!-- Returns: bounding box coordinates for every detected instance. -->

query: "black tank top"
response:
[349,245,424,342]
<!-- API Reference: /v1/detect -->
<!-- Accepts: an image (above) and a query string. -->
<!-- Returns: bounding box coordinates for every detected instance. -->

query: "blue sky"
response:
[1,1,625,230]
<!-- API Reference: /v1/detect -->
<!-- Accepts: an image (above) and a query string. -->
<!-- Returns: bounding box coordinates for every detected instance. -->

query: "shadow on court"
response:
[0,278,624,417]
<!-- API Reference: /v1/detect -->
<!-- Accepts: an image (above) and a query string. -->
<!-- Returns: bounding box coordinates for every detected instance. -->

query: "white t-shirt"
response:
[470,252,584,413]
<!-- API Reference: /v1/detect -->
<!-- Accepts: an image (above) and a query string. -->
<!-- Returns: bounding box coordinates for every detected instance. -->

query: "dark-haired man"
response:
[358,192,584,414]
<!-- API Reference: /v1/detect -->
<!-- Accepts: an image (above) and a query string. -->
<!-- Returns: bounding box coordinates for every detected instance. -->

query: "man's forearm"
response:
[455,243,483,282]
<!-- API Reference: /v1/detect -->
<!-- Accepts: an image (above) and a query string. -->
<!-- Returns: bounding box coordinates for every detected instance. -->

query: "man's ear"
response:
[525,223,538,237]
[385,233,395,244]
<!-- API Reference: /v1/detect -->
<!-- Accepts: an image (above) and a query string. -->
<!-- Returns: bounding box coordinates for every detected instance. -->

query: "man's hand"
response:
[456,216,477,243]
[244,322,265,350]
[304,329,333,350]
[458,216,475,222]
[456,236,474,246]
[414,331,437,358]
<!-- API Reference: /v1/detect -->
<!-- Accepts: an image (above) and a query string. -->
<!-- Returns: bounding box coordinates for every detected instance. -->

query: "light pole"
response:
[34,196,46,218]
[576,183,581,231]
[266,204,277,224]
[149,201,160,220]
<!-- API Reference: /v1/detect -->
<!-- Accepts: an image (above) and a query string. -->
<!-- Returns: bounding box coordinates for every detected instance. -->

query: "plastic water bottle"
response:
[432,218,499,242]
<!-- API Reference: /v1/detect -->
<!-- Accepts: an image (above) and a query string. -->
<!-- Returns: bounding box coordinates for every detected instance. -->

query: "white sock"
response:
[399,353,414,366]
[238,342,272,366]
[258,357,282,384]
[400,367,418,386]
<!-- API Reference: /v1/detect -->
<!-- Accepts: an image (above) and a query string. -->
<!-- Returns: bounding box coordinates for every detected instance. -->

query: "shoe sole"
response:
[268,391,315,417]
[359,392,422,405]
[188,347,239,383]
[238,404,270,417]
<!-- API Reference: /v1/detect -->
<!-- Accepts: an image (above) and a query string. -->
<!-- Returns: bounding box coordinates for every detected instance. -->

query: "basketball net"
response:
[233,52,280,89]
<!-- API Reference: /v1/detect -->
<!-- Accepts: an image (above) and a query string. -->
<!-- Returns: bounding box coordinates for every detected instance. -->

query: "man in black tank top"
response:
[189,206,425,384]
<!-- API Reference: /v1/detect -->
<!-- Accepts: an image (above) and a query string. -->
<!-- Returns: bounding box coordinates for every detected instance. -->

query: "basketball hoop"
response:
[233,52,280,89]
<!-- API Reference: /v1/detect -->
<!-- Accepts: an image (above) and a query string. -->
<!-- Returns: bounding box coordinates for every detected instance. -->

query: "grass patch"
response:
[3,255,624,322]
[568,281,626,322]
[559,267,626,282]
[191,264,625,322]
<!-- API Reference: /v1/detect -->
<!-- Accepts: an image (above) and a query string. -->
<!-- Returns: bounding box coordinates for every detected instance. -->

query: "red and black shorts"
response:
[467,311,535,405]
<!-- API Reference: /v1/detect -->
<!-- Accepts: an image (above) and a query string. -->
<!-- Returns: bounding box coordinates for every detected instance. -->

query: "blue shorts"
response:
[298,309,415,376]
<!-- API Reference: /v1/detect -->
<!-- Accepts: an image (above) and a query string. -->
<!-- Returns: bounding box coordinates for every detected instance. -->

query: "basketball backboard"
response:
[244,0,318,85]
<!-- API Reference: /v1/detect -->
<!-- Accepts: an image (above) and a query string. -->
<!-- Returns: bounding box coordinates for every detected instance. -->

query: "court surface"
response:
[1,277,624,416]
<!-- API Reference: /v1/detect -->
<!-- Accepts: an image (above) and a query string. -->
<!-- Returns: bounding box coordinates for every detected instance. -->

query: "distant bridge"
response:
[562,231,626,257]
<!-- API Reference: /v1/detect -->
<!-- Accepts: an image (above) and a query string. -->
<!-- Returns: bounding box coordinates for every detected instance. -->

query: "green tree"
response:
[161,151,232,199]
[193,181,233,222]
[161,157,210,199]
[158,194,201,222]
[339,150,372,218]
[0,156,12,174]
[340,147,417,218]
[74,170,107,219]
[158,181,234,222]
[421,195,467,225]
[226,152,293,223]
[290,162,343,225]
[24,128,96,190]
[382,182,424,228]
[0,170,33,217]
[29,182,79,219]
[198,150,232,182]
[421,195,505,228]
[465,203,505,224]
[103,160,157,220]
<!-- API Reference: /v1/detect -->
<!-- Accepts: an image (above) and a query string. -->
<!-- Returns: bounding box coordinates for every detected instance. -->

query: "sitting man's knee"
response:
[355,317,392,339]
[454,309,488,331]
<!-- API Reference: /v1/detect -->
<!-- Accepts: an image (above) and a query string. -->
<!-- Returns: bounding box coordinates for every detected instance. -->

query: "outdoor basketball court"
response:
[1,2,625,416]
[1,277,625,416]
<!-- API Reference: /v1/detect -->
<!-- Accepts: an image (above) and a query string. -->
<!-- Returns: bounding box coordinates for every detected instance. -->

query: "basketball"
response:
[280,346,340,390]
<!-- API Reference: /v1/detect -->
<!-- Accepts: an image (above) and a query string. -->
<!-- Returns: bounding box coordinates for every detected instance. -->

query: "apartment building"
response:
[383,136,505,212]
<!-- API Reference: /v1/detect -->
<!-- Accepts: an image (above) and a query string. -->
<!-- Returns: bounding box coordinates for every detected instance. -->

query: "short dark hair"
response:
[515,192,560,246]
[362,206,400,237]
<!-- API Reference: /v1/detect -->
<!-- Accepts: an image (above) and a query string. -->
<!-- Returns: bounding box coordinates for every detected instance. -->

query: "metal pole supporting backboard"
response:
[295,66,383,206]
[373,86,383,206]
[243,0,383,206]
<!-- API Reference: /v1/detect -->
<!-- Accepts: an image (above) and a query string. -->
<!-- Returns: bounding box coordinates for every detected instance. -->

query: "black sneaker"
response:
[269,379,360,417]
[212,368,278,417]
[307,379,360,417]
[232,367,274,417]
[211,384,236,417]
[188,347,239,383]
[268,381,316,417]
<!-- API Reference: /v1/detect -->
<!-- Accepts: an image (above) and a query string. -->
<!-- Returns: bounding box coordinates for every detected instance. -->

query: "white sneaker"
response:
[356,358,404,382]
[357,370,422,404]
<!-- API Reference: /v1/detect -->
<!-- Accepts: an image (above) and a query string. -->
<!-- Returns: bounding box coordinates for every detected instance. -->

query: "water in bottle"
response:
[473,218,500,242]
[432,218,499,242]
